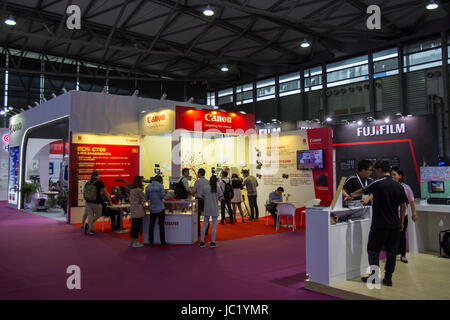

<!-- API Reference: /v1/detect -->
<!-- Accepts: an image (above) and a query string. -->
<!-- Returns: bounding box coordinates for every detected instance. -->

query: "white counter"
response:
[142,211,198,244]
[413,201,450,252]
[306,207,372,285]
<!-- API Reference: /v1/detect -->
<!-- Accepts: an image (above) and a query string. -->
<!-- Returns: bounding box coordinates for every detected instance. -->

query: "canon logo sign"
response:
[357,123,405,137]
[147,114,166,123]
[205,113,232,124]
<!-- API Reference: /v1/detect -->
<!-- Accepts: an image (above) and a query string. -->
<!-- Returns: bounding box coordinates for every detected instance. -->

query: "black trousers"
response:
[398,217,409,256]
[149,210,166,245]
[248,195,259,220]
[130,217,143,239]
[267,204,277,226]
[196,198,209,236]
[221,199,233,223]
[367,227,400,280]
[102,207,121,230]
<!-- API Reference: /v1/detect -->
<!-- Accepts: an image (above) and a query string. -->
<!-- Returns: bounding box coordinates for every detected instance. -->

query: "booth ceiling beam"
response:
[0,0,449,87]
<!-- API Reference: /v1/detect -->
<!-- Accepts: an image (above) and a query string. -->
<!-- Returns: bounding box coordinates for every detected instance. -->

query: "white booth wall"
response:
[250,131,316,214]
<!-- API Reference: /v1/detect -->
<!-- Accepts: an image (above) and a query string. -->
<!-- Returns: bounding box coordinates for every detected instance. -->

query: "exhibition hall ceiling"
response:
[0,0,449,85]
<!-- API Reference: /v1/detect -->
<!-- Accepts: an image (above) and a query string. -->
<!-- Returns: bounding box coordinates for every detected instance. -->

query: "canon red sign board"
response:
[175,106,255,134]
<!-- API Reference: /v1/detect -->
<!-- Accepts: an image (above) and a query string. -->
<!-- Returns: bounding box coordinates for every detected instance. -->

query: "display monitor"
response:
[297,149,324,170]
[428,181,445,193]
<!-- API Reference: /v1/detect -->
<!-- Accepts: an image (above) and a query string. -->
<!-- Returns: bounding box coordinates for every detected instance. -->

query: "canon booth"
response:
[7,90,335,245]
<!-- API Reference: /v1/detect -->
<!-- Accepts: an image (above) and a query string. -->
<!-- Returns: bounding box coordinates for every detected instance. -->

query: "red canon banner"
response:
[70,143,140,207]
[175,106,255,134]
[307,127,334,206]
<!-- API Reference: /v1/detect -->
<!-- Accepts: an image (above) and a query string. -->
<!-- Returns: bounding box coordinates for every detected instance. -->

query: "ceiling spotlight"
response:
[221,65,229,72]
[160,93,167,100]
[27,105,32,110]
[326,117,333,122]
[4,16,16,26]
[213,106,219,110]
[256,120,262,124]
[51,93,57,98]
[384,117,390,123]
[187,97,195,103]
[0,111,5,116]
[34,101,40,106]
[203,5,215,16]
[300,39,311,48]
[407,114,413,117]
[366,116,375,122]
[102,86,108,94]
[132,90,139,96]
[239,111,246,114]
[62,88,67,93]
[357,120,363,126]
[272,118,278,122]
[20,108,25,112]
[426,1,439,10]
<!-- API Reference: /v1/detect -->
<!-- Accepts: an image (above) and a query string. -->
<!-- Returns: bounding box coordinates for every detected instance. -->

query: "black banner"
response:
[333,115,438,197]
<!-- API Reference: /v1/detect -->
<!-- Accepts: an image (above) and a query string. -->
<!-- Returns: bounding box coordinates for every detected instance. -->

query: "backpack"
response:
[174,178,188,199]
[223,180,234,200]
[84,180,98,202]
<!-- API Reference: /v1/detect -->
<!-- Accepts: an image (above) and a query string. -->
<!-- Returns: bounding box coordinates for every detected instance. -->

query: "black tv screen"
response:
[297,149,324,170]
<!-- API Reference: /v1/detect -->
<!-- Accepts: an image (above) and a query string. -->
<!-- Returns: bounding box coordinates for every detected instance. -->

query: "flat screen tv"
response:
[428,181,445,193]
[297,149,324,170]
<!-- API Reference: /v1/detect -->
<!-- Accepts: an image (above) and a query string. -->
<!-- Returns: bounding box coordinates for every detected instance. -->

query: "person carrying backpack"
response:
[175,168,191,199]
[219,171,234,224]
[83,170,111,235]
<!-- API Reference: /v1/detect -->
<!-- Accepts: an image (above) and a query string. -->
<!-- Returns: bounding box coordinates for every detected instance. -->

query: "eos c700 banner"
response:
[70,134,140,207]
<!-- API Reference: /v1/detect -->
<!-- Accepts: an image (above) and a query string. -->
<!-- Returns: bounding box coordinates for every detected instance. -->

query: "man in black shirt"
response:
[343,159,374,203]
[351,160,408,287]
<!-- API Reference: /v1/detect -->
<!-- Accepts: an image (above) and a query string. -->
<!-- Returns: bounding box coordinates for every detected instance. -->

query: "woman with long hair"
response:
[231,173,246,223]
[199,175,223,248]
[129,176,146,248]
[391,167,418,263]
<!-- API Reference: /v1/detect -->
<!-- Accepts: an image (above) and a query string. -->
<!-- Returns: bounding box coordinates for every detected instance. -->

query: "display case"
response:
[142,199,198,244]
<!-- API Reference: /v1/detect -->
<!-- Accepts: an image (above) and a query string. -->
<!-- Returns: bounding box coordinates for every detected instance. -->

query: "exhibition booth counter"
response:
[306,205,372,286]
[413,200,450,252]
[142,199,197,245]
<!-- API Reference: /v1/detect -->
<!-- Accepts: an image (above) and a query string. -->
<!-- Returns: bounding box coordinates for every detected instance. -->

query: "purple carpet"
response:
[0,202,337,300]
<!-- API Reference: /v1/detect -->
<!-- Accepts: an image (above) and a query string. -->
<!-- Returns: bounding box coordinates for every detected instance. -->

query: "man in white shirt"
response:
[193,168,209,236]
[180,168,192,195]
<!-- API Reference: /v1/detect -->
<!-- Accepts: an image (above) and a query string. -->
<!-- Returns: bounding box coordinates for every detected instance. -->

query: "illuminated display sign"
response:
[175,106,255,134]
[140,109,175,135]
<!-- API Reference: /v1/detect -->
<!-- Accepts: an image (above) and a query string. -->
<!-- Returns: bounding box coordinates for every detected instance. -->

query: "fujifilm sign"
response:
[357,123,405,137]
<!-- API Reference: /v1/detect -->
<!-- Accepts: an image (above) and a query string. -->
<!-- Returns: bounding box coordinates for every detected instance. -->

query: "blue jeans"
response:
[201,216,218,243]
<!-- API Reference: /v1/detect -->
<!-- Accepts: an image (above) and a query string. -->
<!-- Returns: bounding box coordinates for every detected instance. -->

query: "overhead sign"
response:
[175,106,255,134]
[73,133,139,146]
[140,109,175,135]
[357,123,406,137]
